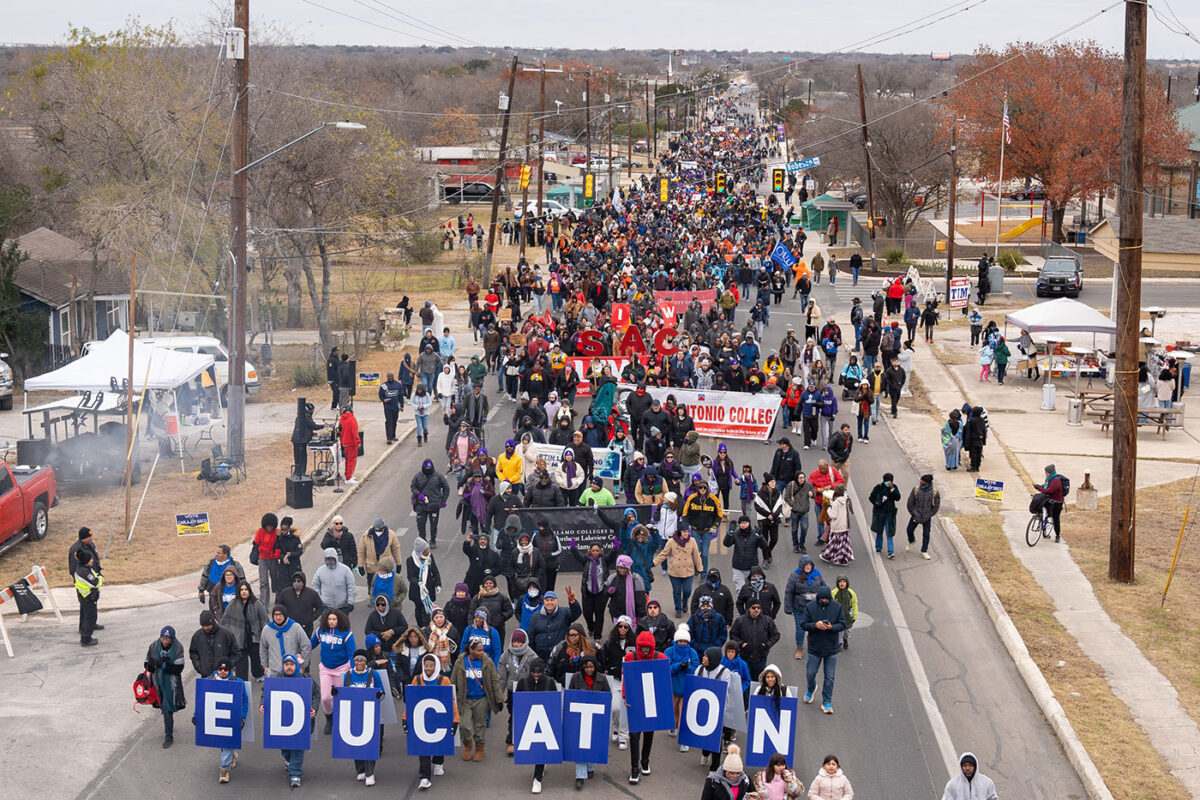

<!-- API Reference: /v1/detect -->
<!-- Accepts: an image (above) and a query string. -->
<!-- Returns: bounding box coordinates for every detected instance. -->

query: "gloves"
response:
[331,687,340,697]
[376,691,385,700]
[346,604,355,613]
[191,716,197,726]
[607,587,616,595]
[570,538,576,548]
[358,567,366,576]
[419,494,427,503]
[451,723,459,736]
[402,719,409,734]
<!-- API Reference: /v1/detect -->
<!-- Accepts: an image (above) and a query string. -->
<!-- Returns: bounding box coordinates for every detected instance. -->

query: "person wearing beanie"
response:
[460,606,502,664]
[516,656,562,793]
[498,628,537,755]
[311,547,356,614]
[604,554,648,623]
[68,525,101,584]
[407,537,442,627]
[700,744,753,800]
[569,537,616,639]
[463,532,504,596]
[565,654,609,788]
[471,572,515,642]
[723,514,768,595]
[653,523,704,618]
[342,649,384,784]
[664,625,699,743]
[145,625,187,748]
[365,592,410,650]
[905,473,941,560]
[266,652,321,787]
[358,517,404,594]
[579,476,616,507]
[941,752,998,800]
[190,609,238,677]
[622,630,666,784]
[445,582,474,635]
[694,645,739,770]
[199,656,248,783]
[637,598,677,652]
[72,547,102,647]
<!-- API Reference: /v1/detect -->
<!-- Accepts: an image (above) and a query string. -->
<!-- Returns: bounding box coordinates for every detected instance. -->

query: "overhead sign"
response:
[785,156,821,173]
[949,277,971,309]
[176,512,211,537]
[974,478,1004,502]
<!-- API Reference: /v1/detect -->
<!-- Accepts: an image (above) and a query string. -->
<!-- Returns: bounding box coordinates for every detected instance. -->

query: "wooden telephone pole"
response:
[520,112,530,259]
[1110,0,1146,583]
[856,65,876,255]
[483,54,518,286]
[537,63,545,220]
[946,119,958,297]
[606,77,614,198]
[228,0,249,463]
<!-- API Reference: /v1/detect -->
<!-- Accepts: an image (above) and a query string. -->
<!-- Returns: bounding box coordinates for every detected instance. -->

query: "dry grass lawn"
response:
[954,511,1189,800]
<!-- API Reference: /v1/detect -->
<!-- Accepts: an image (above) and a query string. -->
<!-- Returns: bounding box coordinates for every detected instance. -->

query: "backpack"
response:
[134,670,161,708]
[1058,474,1070,496]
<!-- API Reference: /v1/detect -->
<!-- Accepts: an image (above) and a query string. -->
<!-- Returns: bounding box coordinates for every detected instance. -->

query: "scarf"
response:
[517,540,533,557]
[207,557,230,587]
[623,571,637,620]
[413,553,433,614]
[154,640,181,713]
[427,623,454,669]
[586,556,603,594]
[468,482,488,521]
[371,528,389,557]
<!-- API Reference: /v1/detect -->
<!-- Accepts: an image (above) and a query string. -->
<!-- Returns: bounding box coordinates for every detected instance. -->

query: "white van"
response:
[139,336,261,401]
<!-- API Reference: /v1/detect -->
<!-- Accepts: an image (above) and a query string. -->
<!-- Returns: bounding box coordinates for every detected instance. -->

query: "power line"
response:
[353,0,485,48]
[298,0,485,48]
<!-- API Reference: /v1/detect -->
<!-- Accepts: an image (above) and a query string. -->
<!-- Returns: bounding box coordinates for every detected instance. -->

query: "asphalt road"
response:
[74,268,1087,799]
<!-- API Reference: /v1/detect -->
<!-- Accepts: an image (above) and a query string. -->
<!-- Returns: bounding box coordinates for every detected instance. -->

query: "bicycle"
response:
[1025,503,1057,547]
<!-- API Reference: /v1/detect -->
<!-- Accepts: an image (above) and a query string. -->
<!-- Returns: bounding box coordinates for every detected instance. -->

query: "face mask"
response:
[292,581,303,590]
[527,588,539,598]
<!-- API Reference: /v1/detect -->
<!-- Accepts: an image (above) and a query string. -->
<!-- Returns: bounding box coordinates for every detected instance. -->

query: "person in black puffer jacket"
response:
[722,516,768,595]
[463,532,504,595]
[525,470,564,507]
[735,566,781,618]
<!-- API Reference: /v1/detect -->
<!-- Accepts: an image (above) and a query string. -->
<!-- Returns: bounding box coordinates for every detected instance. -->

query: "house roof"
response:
[5,227,128,308]
[1089,216,1200,272]
[1178,102,1200,154]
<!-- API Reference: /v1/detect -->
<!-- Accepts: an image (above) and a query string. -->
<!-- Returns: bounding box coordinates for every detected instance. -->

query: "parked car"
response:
[0,461,57,557]
[0,352,12,411]
[1010,185,1047,201]
[138,336,261,403]
[442,181,505,204]
[544,171,559,184]
[513,200,579,221]
[851,194,868,210]
[1036,257,1082,298]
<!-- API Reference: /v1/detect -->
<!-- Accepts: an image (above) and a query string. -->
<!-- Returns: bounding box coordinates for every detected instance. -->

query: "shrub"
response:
[291,363,324,387]
[883,247,907,265]
[996,249,1028,270]
[403,230,444,265]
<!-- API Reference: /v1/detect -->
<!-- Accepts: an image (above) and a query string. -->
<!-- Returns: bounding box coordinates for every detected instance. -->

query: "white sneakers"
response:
[432,764,444,776]
[357,773,366,781]
[922,552,931,560]
[365,775,375,786]
[345,478,359,485]
[419,778,432,790]
[532,779,543,794]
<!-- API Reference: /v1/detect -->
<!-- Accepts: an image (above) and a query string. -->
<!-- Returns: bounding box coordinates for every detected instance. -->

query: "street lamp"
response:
[227,120,365,464]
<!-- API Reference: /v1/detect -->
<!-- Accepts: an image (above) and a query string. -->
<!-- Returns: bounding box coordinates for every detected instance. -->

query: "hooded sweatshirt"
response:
[940,752,998,800]
[310,548,356,609]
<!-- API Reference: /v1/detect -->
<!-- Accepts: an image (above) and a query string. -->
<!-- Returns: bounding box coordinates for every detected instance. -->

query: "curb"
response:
[939,516,1114,800]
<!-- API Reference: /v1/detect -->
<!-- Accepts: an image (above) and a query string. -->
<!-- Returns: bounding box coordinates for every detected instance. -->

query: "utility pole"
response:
[644,80,651,165]
[652,80,659,159]
[537,63,545,220]
[520,111,530,259]
[946,119,958,297]
[124,253,136,536]
[584,70,592,206]
[606,76,614,198]
[856,64,876,256]
[228,0,249,464]
[1110,0,1146,584]
[627,80,633,180]
[484,54,518,286]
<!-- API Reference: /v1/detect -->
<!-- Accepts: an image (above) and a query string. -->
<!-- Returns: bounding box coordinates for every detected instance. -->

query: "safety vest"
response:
[74,570,103,598]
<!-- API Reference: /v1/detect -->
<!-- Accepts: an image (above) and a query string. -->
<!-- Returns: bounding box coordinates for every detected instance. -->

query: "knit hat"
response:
[511,629,527,645]
[78,527,92,540]
[473,607,489,621]
[722,744,744,773]
[616,554,634,569]
[160,625,176,639]
[616,615,634,628]
[674,623,691,643]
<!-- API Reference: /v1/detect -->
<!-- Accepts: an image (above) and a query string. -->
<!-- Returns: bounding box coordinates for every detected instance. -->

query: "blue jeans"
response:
[852,266,860,285]
[829,269,836,285]
[874,516,895,554]
[575,762,594,779]
[857,416,870,440]
[694,530,714,574]
[740,283,752,299]
[870,396,881,423]
[669,575,694,615]
[863,354,876,372]
[790,511,809,548]
[220,748,237,769]
[854,323,862,351]
[799,293,809,312]
[421,372,436,392]
[552,293,563,311]
[415,414,428,439]
[793,613,806,650]
[806,651,837,704]
[282,749,305,779]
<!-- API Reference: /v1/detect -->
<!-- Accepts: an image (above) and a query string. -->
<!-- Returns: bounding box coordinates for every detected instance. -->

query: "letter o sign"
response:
[685,689,720,736]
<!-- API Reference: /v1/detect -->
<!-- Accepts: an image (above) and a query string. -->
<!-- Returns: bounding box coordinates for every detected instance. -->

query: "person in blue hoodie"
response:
[664,624,699,746]
[460,607,503,664]
[721,640,753,711]
[783,555,826,657]
[311,608,355,734]
[517,577,543,632]
[819,384,839,449]
[340,649,385,785]
[196,657,248,784]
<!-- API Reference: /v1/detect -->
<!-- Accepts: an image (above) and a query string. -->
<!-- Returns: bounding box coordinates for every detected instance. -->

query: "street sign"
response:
[949,277,971,309]
[785,157,821,173]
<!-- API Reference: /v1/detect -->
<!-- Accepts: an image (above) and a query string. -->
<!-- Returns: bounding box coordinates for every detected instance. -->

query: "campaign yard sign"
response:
[949,277,971,309]
[404,684,456,757]
[175,512,211,536]
[974,479,1004,502]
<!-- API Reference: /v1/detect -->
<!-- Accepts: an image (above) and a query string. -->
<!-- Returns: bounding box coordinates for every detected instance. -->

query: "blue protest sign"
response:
[622,659,674,732]
[262,677,312,751]
[331,686,381,761]
[746,695,799,768]
[195,677,244,750]
[562,689,612,764]
[513,691,564,765]
[770,242,797,269]
[405,684,456,757]
[679,675,726,751]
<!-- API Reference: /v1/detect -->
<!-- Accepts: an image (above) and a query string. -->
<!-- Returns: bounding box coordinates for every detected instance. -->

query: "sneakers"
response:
[804,690,815,704]
[419,779,432,790]
[822,702,833,714]
[345,478,359,485]
[231,752,238,769]
[905,543,911,552]
[532,779,543,794]
[887,552,895,559]
[81,638,99,647]
[921,552,931,560]
[668,728,677,737]
[629,772,640,785]
[618,738,628,750]
[640,763,651,775]
[680,744,690,752]
[290,777,301,789]
[365,775,376,786]
[576,779,585,790]
[803,445,810,450]
[162,736,173,749]
[432,764,444,776]
[357,773,367,781]
[219,768,230,784]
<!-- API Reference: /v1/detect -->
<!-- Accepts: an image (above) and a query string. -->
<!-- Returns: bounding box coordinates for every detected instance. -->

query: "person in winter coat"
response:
[450,638,505,762]
[664,625,699,733]
[569,537,617,638]
[882,358,905,418]
[941,752,998,800]
[485,481,522,537]
[207,565,242,621]
[311,548,357,614]
[404,653,459,789]
[219,580,268,681]
[868,473,902,558]
[757,751,805,800]
[833,575,858,649]
[623,631,666,783]
[723,515,769,595]
[446,582,474,638]
[190,609,238,677]
[638,599,676,652]
[736,566,782,618]
[411,460,451,544]
[471,573,514,641]
[808,754,854,800]
[359,518,405,595]
[531,520,563,591]
[701,746,755,800]
[311,608,355,733]
[905,474,942,559]
[528,588,582,660]
[689,567,736,623]
[729,598,781,679]
[146,625,188,747]
[274,571,324,636]
[196,544,244,604]
[508,530,546,601]
[653,526,704,618]
[261,604,312,676]
[407,537,442,627]
[687,595,728,657]
[800,586,846,712]
[619,523,663,591]
[553,448,588,504]
[515,657,562,792]
[460,606,503,665]
[525,468,565,507]
[818,485,853,566]
[694,646,738,769]
[392,627,430,690]
[422,606,460,674]
[252,513,282,603]
[365,593,409,649]
[462,532,503,596]
[547,621,596,684]
[963,406,987,473]
[784,555,826,658]
[566,654,610,788]
[320,517,359,570]
[605,555,648,623]
[498,628,539,754]
[196,657,248,783]
[784,472,813,554]
[754,474,785,565]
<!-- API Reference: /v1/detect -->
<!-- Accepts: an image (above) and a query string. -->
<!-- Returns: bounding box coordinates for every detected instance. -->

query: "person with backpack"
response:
[144,626,187,747]
[1036,464,1067,542]
[905,474,942,560]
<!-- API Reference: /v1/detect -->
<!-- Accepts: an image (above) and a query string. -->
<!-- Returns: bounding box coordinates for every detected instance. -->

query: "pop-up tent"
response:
[24,329,213,392]
[1004,298,1116,336]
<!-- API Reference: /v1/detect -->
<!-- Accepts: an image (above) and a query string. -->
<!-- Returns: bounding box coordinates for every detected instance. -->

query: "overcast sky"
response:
[5,0,1199,60]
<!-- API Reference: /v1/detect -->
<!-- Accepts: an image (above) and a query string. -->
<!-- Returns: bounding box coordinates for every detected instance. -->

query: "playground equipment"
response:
[999,217,1044,238]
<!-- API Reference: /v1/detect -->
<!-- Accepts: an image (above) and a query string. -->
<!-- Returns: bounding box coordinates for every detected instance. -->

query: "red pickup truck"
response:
[0,462,57,558]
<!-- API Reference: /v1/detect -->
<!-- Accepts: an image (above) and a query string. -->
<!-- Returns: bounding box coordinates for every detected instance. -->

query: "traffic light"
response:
[715,173,726,194]
[584,172,594,200]
[518,164,531,189]
[772,169,784,193]
[659,177,670,203]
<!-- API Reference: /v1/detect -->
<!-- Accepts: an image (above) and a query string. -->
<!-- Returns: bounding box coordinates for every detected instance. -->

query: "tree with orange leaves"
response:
[949,41,1188,242]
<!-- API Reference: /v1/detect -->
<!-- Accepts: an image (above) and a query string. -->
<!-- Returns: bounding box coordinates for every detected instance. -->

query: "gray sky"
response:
[5,0,1199,60]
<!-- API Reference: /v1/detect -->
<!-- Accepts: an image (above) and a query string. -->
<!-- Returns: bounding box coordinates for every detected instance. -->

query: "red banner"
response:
[654,289,716,314]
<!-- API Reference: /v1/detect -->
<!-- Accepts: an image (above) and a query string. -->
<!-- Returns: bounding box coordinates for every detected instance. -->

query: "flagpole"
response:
[994,96,1007,257]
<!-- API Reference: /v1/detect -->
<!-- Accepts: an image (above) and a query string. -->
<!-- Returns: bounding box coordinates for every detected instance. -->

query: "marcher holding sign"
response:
[193,663,249,784]
[622,632,669,784]
[260,656,318,789]
[565,659,613,788]
[403,658,458,789]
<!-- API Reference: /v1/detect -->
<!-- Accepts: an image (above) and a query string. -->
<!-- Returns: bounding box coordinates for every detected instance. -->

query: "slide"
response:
[999,216,1044,238]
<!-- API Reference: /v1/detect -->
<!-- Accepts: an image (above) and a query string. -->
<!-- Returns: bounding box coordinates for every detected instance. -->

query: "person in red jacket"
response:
[808,461,844,543]
[252,513,281,601]
[339,406,360,484]
[623,630,666,784]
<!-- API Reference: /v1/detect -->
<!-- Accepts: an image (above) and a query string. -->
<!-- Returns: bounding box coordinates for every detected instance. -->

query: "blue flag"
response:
[195,678,245,750]
[331,686,381,761]
[562,689,612,764]
[405,684,456,757]
[746,695,799,768]
[513,691,564,765]
[262,677,312,751]
[622,659,674,732]
[770,242,797,269]
[679,675,726,751]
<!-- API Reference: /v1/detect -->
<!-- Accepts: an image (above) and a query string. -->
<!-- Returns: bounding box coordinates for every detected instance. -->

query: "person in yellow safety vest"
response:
[74,548,103,647]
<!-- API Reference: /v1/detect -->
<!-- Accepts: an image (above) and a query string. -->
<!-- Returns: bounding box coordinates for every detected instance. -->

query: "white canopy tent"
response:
[24,329,213,392]
[1004,298,1117,336]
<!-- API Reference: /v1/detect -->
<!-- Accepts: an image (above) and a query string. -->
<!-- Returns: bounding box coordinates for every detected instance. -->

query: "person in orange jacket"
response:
[339,405,360,484]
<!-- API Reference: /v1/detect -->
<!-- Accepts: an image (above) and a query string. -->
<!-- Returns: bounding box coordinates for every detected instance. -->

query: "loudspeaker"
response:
[286,475,313,509]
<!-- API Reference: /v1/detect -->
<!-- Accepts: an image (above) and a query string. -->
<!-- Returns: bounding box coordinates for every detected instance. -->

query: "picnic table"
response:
[1073,390,1114,415]
[1087,402,1185,439]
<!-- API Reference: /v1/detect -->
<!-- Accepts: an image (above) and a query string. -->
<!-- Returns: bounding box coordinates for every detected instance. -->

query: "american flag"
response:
[1002,100,1011,145]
